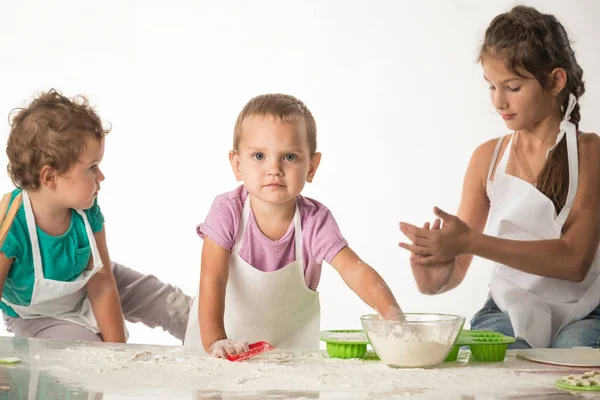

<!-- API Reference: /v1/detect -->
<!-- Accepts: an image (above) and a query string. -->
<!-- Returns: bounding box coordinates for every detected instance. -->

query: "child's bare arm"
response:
[86,226,126,342]
[199,237,233,353]
[401,134,600,284]
[330,246,402,319]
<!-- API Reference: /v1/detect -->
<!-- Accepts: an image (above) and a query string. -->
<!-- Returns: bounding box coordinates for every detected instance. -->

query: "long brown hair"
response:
[480,5,585,212]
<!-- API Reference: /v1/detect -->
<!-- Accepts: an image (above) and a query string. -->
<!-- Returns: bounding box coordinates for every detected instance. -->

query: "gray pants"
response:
[3,262,190,342]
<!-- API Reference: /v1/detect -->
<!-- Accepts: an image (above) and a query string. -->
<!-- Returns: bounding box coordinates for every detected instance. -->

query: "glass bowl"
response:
[360,313,465,368]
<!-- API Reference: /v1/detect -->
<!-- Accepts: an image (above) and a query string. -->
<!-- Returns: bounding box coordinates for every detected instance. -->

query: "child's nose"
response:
[494,90,508,110]
[96,168,106,182]
[267,160,283,176]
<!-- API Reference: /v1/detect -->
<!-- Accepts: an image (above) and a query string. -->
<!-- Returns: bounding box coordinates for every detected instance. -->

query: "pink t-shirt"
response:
[197,185,348,290]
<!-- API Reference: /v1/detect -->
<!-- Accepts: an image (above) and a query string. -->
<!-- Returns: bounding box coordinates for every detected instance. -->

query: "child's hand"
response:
[381,305,406,322]
[399,207,472,262]
[410,254,456,295]
[399,219,457,294]
[208,338,250,359]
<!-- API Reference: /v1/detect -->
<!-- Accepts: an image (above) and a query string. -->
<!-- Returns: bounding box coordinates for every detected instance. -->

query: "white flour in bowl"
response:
[368,325,452,368]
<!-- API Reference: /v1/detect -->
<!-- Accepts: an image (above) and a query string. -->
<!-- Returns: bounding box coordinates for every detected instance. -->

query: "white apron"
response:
[487,94,600,348]
[185,196,321,349]
[1,191,103,333]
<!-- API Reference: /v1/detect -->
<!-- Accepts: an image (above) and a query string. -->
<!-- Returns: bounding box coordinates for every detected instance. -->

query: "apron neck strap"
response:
[546,93,578,158]
[495,134,514,177]
[555,95,580,228]
[292,203,303,260]
[74,208,103,269]
[494,94,579,230]
[486,137,505,182]
[22,191,103,278]
[233,196,252,254]
[22,191,44,277]
[234,195,303,261]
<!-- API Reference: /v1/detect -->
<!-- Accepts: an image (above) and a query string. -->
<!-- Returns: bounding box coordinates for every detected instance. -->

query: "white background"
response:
[1,0,599,346]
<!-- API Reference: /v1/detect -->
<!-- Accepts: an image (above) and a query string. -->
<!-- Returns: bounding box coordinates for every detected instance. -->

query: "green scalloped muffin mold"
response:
[320,330,370,359]
[444,329,516,362]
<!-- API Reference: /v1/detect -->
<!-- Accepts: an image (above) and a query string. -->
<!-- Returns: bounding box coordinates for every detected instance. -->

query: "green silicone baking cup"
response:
[458,330,516,345]
[444,330,516,362]
[320,330,369,359]
[325,342,367,359]
[469,343,509,362]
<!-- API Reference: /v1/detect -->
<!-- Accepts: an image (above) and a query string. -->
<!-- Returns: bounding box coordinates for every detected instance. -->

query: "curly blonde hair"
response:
[6,89,110,190]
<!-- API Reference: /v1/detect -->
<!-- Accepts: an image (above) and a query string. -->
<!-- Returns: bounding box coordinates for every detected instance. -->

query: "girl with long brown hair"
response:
[399,5,600,349]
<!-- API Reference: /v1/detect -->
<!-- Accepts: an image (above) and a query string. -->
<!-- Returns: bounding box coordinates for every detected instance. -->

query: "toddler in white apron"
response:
[1,90,190,343]
[185,93,404,357]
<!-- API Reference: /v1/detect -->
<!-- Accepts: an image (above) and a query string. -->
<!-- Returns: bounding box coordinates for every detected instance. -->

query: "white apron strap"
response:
[74,209,103,270]
[22,191,102,278]
[495,134,514,178]
[555,94,579,229]
[232,196,252,254]
[21,191,44,278]
[233,194,303,261]
[487,136,505,182]
[292,204,303,261]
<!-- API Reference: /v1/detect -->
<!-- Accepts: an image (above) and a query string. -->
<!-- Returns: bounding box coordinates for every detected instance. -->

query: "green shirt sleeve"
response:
[0,222,23,262]
[83,198,105,233]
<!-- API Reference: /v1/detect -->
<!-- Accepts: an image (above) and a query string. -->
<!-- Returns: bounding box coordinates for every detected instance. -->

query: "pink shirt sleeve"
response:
[196,192,243,251]
[305,206,348,265]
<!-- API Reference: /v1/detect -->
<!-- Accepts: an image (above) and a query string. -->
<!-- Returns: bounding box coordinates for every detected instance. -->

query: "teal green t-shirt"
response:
[0,189,105,317]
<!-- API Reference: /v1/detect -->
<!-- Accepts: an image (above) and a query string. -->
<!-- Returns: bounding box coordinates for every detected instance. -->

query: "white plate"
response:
[517,348,600,367]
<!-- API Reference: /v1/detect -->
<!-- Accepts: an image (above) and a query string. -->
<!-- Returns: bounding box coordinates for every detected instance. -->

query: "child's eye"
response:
[90,164,98,171]
[252,153,265,161]
[283,154,297,161]
[508,86,521,92]
[488,86,496,91]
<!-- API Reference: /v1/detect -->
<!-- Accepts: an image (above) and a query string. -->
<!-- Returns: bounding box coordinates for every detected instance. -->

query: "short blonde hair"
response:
[233,93,317,155]
[7,89,110,190]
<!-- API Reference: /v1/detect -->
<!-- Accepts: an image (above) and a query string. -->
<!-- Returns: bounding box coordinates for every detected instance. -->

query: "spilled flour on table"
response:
[9,341,573,399]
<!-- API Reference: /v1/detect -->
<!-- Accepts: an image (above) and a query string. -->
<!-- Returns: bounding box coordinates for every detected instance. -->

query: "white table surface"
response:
[0,336,596,399]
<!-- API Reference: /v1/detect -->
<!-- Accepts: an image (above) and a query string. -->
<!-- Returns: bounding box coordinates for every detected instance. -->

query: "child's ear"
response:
[306,152,322,183]
[550,68,567,97]
[229,150,243,182]
[39,165,58,189]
